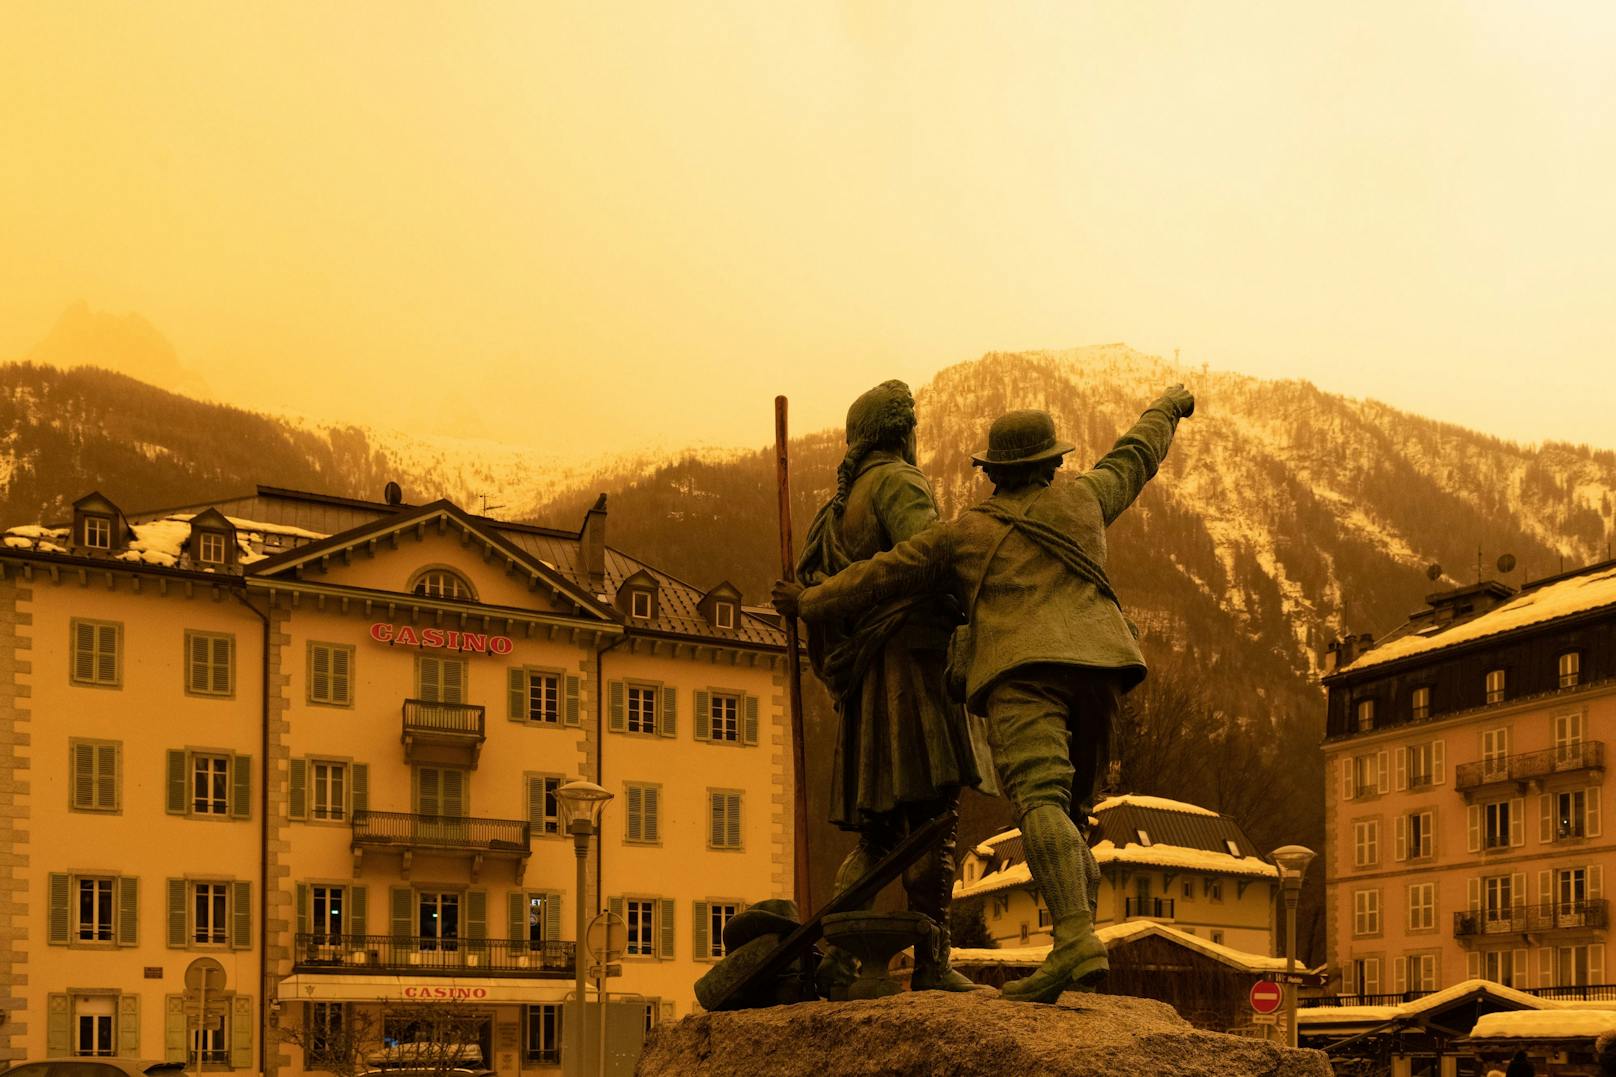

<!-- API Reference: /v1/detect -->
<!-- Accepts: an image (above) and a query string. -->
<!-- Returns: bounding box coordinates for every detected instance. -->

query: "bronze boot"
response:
[1000,804,1108,1003]
[910,918,989,992]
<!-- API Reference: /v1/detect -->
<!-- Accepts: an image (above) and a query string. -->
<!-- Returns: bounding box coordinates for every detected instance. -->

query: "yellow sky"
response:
[3,2,1615,453]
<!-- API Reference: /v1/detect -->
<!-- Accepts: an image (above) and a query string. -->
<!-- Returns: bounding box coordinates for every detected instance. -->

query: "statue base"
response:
[638,990,1330,1077]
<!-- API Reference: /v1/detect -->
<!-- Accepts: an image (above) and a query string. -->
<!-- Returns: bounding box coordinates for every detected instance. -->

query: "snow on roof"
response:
[1091,839,1278,879]
[1299,979,1563,1032]
[953,860,1031,900]
[1093,794,1218,817]
[1298,1006,1403,1025]
[950,922,1302,976]
[1342,564,1616,674]
[1469,1009,1616,1039]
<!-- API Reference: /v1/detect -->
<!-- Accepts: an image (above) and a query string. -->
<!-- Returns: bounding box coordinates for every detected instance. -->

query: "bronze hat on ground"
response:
[970,409,1075,467]
[723,898,802,952]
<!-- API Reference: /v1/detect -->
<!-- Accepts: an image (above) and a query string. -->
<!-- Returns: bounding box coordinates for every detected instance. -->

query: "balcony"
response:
[293,933,574,978]
[1453,899,1608,940]
[401,699,487,767]
[350,810,531,884]
[1124,897,1175,920]
[1454,742,1604,796]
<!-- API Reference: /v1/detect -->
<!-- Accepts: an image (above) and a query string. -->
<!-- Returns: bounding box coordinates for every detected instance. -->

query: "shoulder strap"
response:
[961,488,1048,622]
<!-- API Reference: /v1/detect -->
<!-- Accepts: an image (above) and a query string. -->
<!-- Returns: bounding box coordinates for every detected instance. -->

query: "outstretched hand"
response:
[1161,383,1195,419]
[772,579,804,618]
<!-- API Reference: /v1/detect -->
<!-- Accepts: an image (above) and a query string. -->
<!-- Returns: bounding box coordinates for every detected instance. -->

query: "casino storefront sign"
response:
[277,974,570,1004]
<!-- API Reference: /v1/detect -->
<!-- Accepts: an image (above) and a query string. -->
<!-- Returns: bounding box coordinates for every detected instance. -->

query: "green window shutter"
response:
[289,758,308,821]
[743,695,759,745]
[73,622,96,682]
[296,883,310,937]
[565,676,580,725]
[709,793,723,847]
[351,763,369,814]
[118,994,140,1058]
[391,887,413,939]
[625,785,642,842]
[332,645,352,704]
[230,995,253,1071]
[526,777,544,827]
[417,657,440,702]
[47,993,70,1057]
[97,742,119,809]
[417,768,440,816]
[609,681,626,732]
[508,667,527,721]
[188,633,209,693]
[442,769,466,817]
[658,898,675,960]
[443,659,466,703]
[48,872,69,944]
[311,643,332,703]
[164,996,186,1062]
[97,624,119,684]
[693,901,709,961]
[508,892,527,950]
[211,635,232,695]
[230,754,252,818]
[646,786,660,842]
[117,876,139,946]
[546,892,562,942]
[467,890,487,940]
[726,793,742,849]
[166,750,187,814]
[72,742,94,809]
[167,879,186,947]
[695,691,711,740]
[349,885,367,940]
[231,881,252,949]
[660,687,677,738]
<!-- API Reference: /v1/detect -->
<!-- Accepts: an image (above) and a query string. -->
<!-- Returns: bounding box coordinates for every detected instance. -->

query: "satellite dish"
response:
[384,481,403,506]
[1426,563,1443,582]
[1497,553,1517,574]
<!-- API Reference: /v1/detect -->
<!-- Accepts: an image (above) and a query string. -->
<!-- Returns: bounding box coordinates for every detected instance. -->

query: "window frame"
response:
[523,1003,563,1065]
[196,531,228,565]
[183,630,236,699]
[310,759,349,823]
[410,567,476,602]
[69,619,122,689]
[1483,799,1512,850]
[307,641,356,708]
[1352,818,1379,869]
[1407,881,1436,932]
[75,876,116,945]
[1353,888,1382,937]
[708,692,741,743]
[1485,668,1508,705]
[515,667,563,725]
[707,788,744,852]
[624,897,658,957]
[625,683,659,735]
[192,753,232,817]
[629,590,653,620]
[72,993,117,1057]
[526,773,564,838]
[1410,685,1431,721]
[82,514,113,551]
[1355,698,1375,732]
[624,782,662,845]
[713,601,736,630]
[69,738,121,813]
[704,900,740,959]
[191,880,231,947]
[1559,650,1582,689]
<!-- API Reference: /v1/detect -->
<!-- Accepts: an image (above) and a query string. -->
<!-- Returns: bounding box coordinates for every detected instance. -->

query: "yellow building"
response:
[0,484,792,1075]
[1321,568,1616,1003]
[953,794,1279,954]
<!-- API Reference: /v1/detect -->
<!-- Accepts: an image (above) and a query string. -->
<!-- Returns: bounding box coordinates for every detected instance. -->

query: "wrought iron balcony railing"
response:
[1124,897,1175,919]
[350,810,530,853]
[1454,742,1604,791]
[1453,899,1608,938]
[293,933,574,977]
[1304,983,1616,1008]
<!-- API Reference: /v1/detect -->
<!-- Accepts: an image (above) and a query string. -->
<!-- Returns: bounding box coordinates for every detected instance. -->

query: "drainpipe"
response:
[593,634,630,918]
[232,588,271,1075]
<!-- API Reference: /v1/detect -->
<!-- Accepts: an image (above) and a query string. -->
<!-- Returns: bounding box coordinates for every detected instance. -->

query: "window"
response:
[419,891,460,947]
[1557,790,1587,840]
[626,899,656,956]
[1181,881,1194,900]
[77,878,113,942]
[413,569,473,601]
[70,620,120,687]
[311,886,344,942]
[1205,880,1223,902]
[629,590,653,619]
[1210,930,1223,945]
[1406,810,1433,859]
[416,656,467,703]
[1555,711,1586,761]
[309,643,354,706]
[1408,952,1438,992]
[1560,651,1582,689]
[1554,945,1597,987]
[1353,754,1378,797]
[194,882,229,945]
[1353,889,1381,936]
[527,775,562,836]
[1482,948,1518,987]
[193,754,230,816]
[309,1003,348,1066]
[626,783,661,843]
[83,515,112,550]
[1135,829,1152,847]
[1406,741,1436,788]
[197,531,227,564]
[706,903,738,959]
[1411,686,1431,721]
[515,669,561,724]
[74,995,115,1056]
[1350,957,1381,996]
[1483,875,1514,926]
[627,686,658,734]
[185,632,234,697]
[1353,820,1379,868]
[414,767,467,818]
[714,602,736,630]
[190,1016,228,1065]
[1484,800,1512,850]
[1356,699,1375,732]
[525,1004,562,1065]
[709,693,739,742]
[709,791,742,850]
[70,740,120,812]
[525,893,555,943]
[1485,668,1507,704]
[312,761,347,821]
[1556,868,1588,921]
[1407,882,1435,932]
[1224,839,1241,856]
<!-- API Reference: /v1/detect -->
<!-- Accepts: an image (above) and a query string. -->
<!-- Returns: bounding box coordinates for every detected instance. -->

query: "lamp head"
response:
[1269,844,1317,884]
[557,780,613,830]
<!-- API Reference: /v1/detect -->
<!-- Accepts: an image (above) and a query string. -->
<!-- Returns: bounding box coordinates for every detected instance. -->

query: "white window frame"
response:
[1483,800,1512,850]
[626,685,658,734]
[413,569,474,601]
[1356,699,1375,732]
[193,754,230,816]
[73,994,116,1057]
[1408,809,1434,859]
[1411,686,1431,721]
[197,531,227,564]
[1407,882,1435,932]
[709,693,741,743]
[1353,889,1381,937]
[76,877,114,943]
[630,590,652,619]
[311,884,344,940]
[1560,651,1582,689]
[83,515,112,550]
[714,602,736,630]
[192,881,229,946]
[1556,789,1588,840]
[1353,819,1379,868]
[1486,668,1507,704]
[311,760,347,822]
[706,902,739,959]
[626,898,657,957]
[524,1004,562,1065]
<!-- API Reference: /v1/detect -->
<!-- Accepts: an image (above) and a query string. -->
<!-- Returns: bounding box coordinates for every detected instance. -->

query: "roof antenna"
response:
[478,493,504,517]
[1476,545,1482,584]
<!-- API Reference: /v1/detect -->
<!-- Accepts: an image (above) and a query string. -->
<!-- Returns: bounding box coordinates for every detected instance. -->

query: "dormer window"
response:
[413,569,474,601]
[715,602,736,630]
[1560,652,1581,689]
[83,516,112,550]
[197,532,227,565]
[630,590,653,619]
[1356,699,1375,732]
[1485,668,1507,704]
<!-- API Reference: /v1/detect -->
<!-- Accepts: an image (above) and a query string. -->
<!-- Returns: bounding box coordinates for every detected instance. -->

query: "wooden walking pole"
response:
[774,395,813,914]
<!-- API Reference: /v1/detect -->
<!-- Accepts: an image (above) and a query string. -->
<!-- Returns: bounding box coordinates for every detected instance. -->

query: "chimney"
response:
[581,494,608,594]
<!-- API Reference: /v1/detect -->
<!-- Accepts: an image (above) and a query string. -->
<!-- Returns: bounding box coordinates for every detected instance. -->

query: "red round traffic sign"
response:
[1250,980,1284,1014]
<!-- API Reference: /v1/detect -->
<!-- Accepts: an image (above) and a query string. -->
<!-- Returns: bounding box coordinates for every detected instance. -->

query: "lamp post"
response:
[1269,844,1316,1050]
[557,780,613,1077]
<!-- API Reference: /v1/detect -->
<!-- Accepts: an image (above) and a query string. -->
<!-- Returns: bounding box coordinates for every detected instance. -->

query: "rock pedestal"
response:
[637,990,1331,1077]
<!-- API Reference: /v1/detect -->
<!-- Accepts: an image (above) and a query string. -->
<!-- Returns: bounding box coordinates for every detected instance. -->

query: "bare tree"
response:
[277,1003,381,1077]
[278,1001,489,1077]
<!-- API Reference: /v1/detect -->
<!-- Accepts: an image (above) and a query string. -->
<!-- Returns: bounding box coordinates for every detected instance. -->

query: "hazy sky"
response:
[3,3,1614,454]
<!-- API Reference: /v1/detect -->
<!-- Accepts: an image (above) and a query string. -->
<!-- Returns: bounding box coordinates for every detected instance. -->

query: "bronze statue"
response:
[776,386,1195,1003]
[794,380,995,994]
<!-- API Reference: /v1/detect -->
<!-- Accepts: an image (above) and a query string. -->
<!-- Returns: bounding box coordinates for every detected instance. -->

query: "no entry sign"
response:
[1250,980,1284,1015]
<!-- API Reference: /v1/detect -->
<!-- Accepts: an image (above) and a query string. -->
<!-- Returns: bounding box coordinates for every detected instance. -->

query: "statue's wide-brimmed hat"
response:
[971,409,1074,466]
[723,898,801,952]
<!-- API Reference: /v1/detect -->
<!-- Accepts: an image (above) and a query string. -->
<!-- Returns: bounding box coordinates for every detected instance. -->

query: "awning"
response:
[277,974,575,1004]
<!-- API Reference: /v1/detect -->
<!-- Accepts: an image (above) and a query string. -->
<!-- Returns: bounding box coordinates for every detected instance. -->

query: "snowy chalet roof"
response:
[952,921,1303,977]
[1467,1009,1616,1040]
[1338,561,1616,676]
[1299,979,1556,1033]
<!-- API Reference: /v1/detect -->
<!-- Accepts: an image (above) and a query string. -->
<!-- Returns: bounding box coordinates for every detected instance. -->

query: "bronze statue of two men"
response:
[776,380,1195,1004]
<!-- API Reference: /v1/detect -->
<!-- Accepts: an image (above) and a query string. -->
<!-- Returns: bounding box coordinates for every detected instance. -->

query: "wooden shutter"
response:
[351,763,368,814]
[743,696,759,746]
[626,785,643,842]
[74,621,97,682]
[96,742,118,809]
[1341,757,1354,801]
[117,876,138,946]
[296,884,310,937]
[1592,944,1606,986]
[660,686,677,737]
[1512,873,1526,921]
[609,681,626,732]
[231,881,251,949]
[1394,747,1407,791]
[230,995,253,1071]
[709,793,724,847]
[391,887,413,939]
[1510,797,1525,847]
[118,994,140,1059]
[166,750,187,814]
[1395,815,1407,862]
[230,754,251,818]
[1540,947,1553,987]
[546,892,561,941]
[312,643,332,702]
[1540,794,1553,844]
[418,768,441,816]
[164,995,186,1062]
[1467,951,1480,980]
[1467,805,1481,853]
[609,896,624,933]
[1590,865,1604,901]
[418,657,440,702]
[1590,787,1603,838]
[1512,948,1528,988]
[289,758,308,821]
[1392,956,1406,994]
[331,645,352,704]
[1376,750,1389,794]
[211,636,231,694]
[48,873,69,944]
[1467,877,1480,915]
[47,993,70,1057]
[442,659,465,703]
[658,898,675,960]
[466,890,487,940]
[565,676,580,726]
[167,879,187,947]
[509,668,527,720]
[693,901,709,961]
[725,793,741,849]
[527,776,546,827]
[645,786,660,842]
[695,691,711,740]
[188,633,210,693]
[350,885,367,940]
[1538,871,1552,907]
[72,742,95,809]
[508,893,527,950]
[442,769,466,817]
[1433,740,1445,784]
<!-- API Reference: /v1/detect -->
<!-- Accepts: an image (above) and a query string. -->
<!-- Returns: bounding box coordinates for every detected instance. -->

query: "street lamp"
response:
[558,780,613,1077]
[1269,844,1316,1051]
